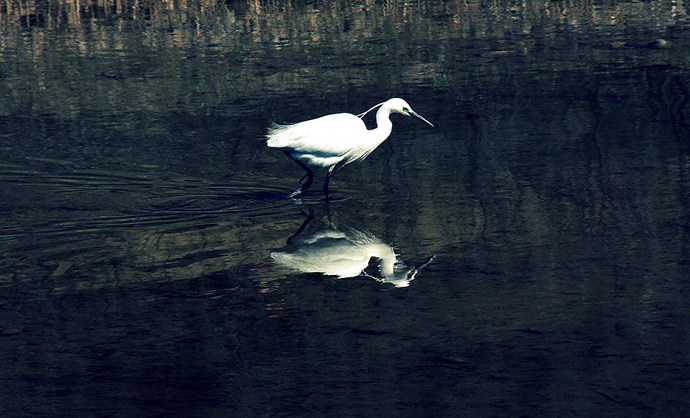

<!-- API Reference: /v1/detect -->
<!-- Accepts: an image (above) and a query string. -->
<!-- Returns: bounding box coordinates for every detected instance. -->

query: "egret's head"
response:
[385,98,434,127]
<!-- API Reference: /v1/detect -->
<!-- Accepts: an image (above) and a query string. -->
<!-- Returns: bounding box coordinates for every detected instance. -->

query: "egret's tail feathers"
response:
[266,122,300,148]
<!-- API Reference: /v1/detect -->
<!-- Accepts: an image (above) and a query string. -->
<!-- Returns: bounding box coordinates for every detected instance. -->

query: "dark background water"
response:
[1,0,690,417]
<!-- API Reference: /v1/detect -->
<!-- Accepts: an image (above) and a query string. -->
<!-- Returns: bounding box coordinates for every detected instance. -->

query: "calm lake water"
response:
[1,0,690,417]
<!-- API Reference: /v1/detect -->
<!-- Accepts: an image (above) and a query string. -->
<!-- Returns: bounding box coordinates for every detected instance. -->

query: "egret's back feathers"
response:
[267,112,385,169]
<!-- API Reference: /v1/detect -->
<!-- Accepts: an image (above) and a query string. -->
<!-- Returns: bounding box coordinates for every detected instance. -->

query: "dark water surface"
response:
[2,0,690,417]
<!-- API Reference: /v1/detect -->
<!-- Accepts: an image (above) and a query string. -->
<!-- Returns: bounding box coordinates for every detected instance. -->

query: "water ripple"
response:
[0,160,295,293]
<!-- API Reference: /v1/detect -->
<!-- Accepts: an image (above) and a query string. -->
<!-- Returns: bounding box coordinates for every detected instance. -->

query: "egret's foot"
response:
[288,188,303,199]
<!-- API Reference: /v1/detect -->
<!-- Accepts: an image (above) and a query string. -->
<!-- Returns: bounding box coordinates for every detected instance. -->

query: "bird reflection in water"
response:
[270,203,435,288]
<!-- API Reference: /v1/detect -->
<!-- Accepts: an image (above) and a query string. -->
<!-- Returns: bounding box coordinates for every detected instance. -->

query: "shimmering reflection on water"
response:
[270,202,436,288]
[0,159,285,290]
[2,141,689,416]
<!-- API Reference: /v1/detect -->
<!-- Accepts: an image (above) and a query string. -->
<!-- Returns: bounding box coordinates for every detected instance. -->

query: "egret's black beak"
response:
[409,110,434,128]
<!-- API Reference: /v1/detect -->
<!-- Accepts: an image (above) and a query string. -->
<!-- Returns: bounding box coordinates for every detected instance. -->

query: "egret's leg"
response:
[288,158,314,198]
[294,160,314,190]
[323,166,335,199]
[286,206,314,244]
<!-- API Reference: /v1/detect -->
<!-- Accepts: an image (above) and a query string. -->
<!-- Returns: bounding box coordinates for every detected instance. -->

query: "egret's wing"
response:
[266,113,368,156]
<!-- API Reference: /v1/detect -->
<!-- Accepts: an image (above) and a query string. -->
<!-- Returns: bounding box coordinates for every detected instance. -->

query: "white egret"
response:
[266,98,434,198]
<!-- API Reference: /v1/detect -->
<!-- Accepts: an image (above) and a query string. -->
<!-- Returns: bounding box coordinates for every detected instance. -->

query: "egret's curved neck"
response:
[370,106,394,144]
[368,244,397,276]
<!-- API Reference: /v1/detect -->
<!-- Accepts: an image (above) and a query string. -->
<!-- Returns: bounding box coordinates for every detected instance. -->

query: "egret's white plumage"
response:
[266,98,433,198]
